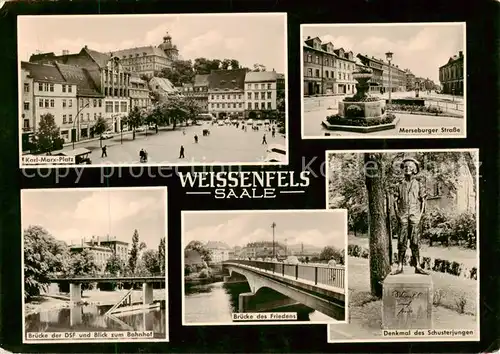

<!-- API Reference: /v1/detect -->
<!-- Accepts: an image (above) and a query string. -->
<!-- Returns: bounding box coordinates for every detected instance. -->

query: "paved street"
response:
[303,98,465,138]
[66,122,286,165]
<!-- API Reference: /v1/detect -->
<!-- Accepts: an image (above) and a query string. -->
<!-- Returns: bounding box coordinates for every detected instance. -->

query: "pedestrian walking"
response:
[101,145,107,158]
[328,257,337,282]
[272,128,275,138]
[139,148,146,163]
[179,145,185,159]
[194,134,198,143]
[262,134,267,144]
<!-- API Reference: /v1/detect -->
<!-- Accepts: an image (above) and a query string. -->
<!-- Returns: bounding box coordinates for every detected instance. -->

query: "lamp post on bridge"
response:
[271,222,276,259]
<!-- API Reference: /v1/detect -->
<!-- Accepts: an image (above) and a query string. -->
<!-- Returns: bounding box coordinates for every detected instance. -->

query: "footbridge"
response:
[222,260,345,320]
[47,274,165,304]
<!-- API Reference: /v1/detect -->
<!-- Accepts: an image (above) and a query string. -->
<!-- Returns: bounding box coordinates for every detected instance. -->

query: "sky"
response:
[302,23,465,82]
[183,211,347,249]
[17,14,286,73]
[21,188,167,249]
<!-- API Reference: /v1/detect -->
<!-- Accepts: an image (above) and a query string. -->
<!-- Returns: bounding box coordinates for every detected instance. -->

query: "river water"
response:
[25,300,167,339]
[184,281,336,324]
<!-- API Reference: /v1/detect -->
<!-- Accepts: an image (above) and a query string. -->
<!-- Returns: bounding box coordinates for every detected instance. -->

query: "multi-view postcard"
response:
[301,23,466,139]
[324,149,479,342]
[21,187,168,343]
[17,13,288,168]
[181,210,348,326]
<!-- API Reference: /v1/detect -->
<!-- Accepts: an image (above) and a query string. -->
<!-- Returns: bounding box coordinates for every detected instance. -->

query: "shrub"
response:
[198,269,211,279]
[326,113,396,127]
[455,293,467,314]
[346,105,364,119]
[451,211,476,248]
[361,248,369,258]
[343,96,380,102]
[433,289,445,306]
[347,244,362,257]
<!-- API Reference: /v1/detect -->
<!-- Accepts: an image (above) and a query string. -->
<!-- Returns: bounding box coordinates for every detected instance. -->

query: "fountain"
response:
[322,66,399,133]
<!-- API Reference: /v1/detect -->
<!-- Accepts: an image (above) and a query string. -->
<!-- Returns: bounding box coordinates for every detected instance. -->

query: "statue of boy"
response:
[391,158,429,275]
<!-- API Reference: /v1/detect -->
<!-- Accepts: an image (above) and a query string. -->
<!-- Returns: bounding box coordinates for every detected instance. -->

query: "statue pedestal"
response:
[382,274,433,329]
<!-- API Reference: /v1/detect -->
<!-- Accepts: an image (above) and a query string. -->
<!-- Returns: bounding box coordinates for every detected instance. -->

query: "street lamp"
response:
[271,222,276,259]
[385,51,393,104]
[72,101,90,149]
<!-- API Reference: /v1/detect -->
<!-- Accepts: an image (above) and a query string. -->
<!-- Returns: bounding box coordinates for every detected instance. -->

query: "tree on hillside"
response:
[220,58,241,70]
[193,58,222,74]
[93,116,109,148]
[157,60,195,86]
[252,63,267,72]
[24,225,70,299]
[34,113,64,154]
[185,240,212,262]
[128,229,146,275]
[158,237,166,274]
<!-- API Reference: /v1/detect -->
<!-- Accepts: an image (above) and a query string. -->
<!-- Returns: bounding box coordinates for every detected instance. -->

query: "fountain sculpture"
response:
[323,66,399,133]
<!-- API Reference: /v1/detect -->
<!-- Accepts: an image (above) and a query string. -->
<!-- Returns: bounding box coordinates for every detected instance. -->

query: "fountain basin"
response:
[338,100,386,120]
[322,114,399,134]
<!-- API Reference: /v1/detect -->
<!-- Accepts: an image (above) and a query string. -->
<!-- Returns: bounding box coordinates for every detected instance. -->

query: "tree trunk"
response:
[99,136,103,148]
[133,129,136,140]
[364,153,391,298]
[155,124,158,134]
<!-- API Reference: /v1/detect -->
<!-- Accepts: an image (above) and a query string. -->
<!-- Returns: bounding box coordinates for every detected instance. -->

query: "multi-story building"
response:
[193,74,210,113]
[53,62,105,141]
[244,71,277,118]
[21,62,78,143]
[405,69,416,91]
[30,46,131,133]
[207,69,246,119]
[69,235,130,272]
[129,74,151,110]
[20,67,34,150]
[303,36,357,96]
[110,32,179,78]
[356,54,407,94]
[149,77,179,102]
[439,51,464,96]
[205,241,231,264]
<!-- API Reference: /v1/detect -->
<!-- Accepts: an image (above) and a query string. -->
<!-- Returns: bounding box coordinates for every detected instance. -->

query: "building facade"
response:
[405,69,416,91]
[129,74,151,110]
[21,62,78,143]
[149,77,179,102]
[192,74,210,113]
[303,36,356,96]
[20,67,34,141]
[356,54,407,93]
[69,235,130,272]
[205,241,231,264]
[244,71,277,118]
[208,69,246,119]
[110,32,179,78]
[30,46,132,133]
[439,51,464,96]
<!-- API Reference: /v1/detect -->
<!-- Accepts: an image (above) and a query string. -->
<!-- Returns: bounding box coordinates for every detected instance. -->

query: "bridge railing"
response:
[47,272,166,280]
[223,260,345,289]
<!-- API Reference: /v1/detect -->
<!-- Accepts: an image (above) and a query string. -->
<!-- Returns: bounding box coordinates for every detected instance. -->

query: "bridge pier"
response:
[143,282,154,305]
[224,272,248,284]
[69,283,82,303]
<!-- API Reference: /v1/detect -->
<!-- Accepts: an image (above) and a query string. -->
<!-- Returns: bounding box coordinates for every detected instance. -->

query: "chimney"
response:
[62,49,69,55]
[459,50,463,57]
[307,36,311,40]
[84,45,88,49]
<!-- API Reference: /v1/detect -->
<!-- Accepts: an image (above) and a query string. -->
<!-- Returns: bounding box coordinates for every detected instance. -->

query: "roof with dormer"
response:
[21,61,66,83]
[111,45,168,60]
[208,69,246,91]
[53,62,103,97]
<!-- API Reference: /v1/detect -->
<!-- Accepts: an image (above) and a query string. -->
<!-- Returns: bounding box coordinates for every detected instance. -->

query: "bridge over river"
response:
[222,260,345,320]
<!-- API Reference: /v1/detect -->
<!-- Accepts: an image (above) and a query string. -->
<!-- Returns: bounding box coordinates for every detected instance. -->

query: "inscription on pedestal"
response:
[382,274,433,329]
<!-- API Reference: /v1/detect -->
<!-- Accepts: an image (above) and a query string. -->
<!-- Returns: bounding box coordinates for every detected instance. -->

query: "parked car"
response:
[136,126,146,132]
[197,113,216,121]
[217,121,225,126]
[246,119,254,125]
[264,119,270,125]
[101,131,114,139]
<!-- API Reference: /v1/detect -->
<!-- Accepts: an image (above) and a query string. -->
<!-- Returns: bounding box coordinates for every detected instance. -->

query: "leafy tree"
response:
[124,106,144,140]
[183,97,202,124]
[185,240,212,262]
[252,63,267,72]
[105,253,125,275]
[230,59,240,70]
[128,229,146,275]
[193,58,221,75]
[24,225,70,299]
[34,113,63,154]
[319,246,344,265]
[157,60,195,86]
[142,249,160,275]
[158,237,166,274]
[93,116,108,148]
[163,96,189,130]
[145,105,163,134]
[68,249,99,276]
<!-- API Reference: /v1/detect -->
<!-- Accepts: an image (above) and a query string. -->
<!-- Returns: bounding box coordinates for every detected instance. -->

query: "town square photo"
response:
[301,23,465,139]
[182,210,348,326]
[18,13,287,167]
[21,187,168,343]
[325,149,479,342]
